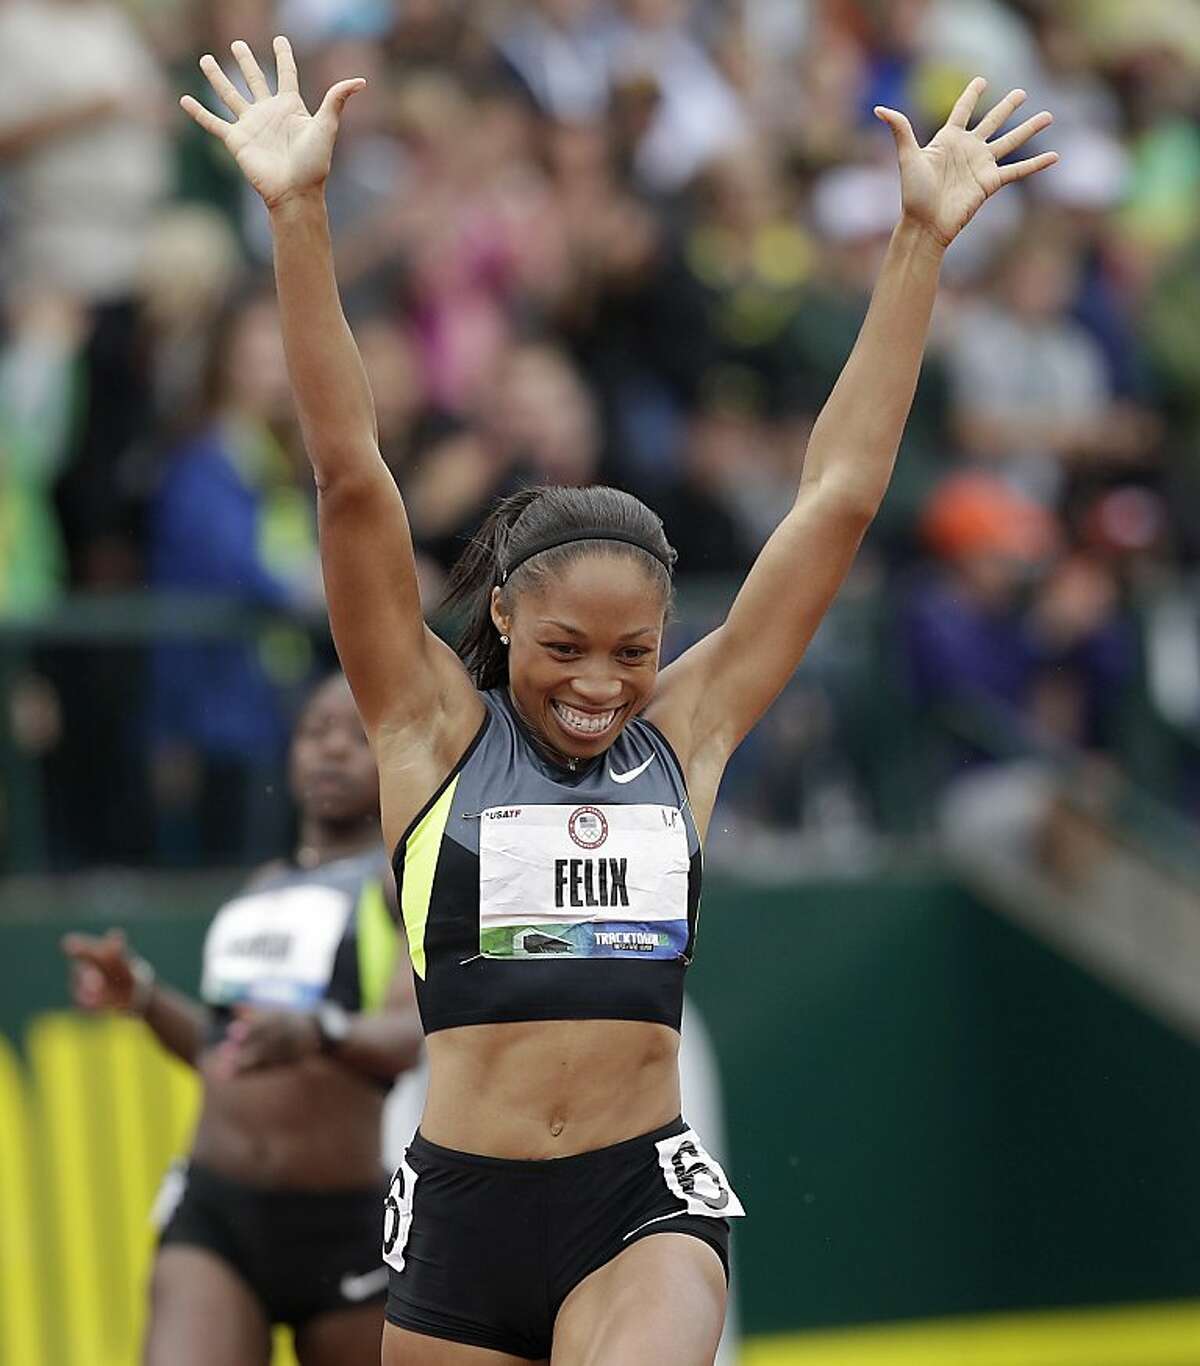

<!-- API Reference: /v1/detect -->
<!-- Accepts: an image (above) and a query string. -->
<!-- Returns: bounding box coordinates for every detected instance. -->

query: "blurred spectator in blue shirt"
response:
[148,289,321,864]
[903,472,1134,781]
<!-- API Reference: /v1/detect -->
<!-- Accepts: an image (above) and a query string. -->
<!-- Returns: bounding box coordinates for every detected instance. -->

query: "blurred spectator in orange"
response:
[903,472,1134,778]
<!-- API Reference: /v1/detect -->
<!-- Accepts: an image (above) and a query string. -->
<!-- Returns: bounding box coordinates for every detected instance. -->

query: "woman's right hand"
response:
[179,36,364,210]
[60,929,139,1012]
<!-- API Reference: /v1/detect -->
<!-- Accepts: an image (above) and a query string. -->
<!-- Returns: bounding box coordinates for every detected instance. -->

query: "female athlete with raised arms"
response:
[181,39,1056,1366]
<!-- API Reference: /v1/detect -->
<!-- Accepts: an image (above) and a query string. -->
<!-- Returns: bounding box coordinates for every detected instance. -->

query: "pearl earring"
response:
[500,634,510,646]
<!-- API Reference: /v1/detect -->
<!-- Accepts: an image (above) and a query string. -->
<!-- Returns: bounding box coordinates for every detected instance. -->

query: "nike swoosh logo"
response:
[609,754,657,785]
[340,1266,389,1301]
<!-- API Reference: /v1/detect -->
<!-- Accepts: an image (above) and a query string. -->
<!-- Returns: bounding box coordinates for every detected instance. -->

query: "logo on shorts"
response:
[670,1139,730,1211]
[340,1267,388,1301]
[568,806,608,849]
[383,1167,405,1256]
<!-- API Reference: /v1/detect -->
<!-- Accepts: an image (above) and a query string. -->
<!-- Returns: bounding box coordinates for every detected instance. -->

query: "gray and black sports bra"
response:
[392,689,702,1035]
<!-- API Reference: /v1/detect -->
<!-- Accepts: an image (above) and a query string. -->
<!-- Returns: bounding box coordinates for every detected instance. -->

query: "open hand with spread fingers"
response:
[875,77,1057,249]
[179,35,363,210]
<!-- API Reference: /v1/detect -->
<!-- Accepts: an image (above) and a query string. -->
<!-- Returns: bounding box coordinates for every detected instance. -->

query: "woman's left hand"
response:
[212,1004,320,1077]
[875,77,1057,248]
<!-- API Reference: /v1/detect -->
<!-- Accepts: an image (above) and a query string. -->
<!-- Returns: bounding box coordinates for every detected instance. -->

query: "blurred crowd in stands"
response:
[1,0,1199,871]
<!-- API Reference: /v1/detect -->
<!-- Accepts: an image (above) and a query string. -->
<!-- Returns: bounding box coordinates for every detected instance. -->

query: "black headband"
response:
[499,527,673,584]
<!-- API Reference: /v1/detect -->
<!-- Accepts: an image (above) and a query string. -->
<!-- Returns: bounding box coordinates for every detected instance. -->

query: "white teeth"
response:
[552,701,617,735]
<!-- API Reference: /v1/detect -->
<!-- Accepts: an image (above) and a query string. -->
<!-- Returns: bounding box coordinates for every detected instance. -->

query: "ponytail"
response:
[441,488,546,691]
[440,485,676,691]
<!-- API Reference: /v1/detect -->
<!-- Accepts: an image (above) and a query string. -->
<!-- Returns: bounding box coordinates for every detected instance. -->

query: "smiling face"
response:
[491,552,668,761]
[288,677,379,830]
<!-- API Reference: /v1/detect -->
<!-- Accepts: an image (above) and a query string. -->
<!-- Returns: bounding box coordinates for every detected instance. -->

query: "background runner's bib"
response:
[203,884,352,1008]
[200,852,397,1013]
[479,803,690,960]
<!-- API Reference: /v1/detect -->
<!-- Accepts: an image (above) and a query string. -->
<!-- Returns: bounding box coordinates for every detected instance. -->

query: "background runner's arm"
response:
[325,963,423,1084]
[139,982,210,1068]
[61,930,209,1067]
[213,964,422,1083]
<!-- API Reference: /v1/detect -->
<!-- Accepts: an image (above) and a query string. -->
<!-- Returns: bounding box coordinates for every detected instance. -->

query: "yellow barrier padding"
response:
[0,1035,46,1366]
[4,1013,313,1366]
[743,1300,1200,1366]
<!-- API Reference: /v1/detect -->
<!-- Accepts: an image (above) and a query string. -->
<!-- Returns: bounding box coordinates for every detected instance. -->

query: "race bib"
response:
[382,1154,419,1274]
[478,803,689,961]
[655,1128,745,1219]
[201,884,352,1008]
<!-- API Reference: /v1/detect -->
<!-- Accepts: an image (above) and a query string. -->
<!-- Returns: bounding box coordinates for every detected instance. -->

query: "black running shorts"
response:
[383,1117,742,1359]
[156,1161,389,1325]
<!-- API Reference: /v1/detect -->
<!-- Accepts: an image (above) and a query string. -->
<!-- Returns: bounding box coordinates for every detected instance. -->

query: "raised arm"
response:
[179,39,480,758]
[649,79,1058,818]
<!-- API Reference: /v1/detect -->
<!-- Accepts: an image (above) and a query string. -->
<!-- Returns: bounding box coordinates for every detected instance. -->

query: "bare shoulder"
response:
[242,859,290,891]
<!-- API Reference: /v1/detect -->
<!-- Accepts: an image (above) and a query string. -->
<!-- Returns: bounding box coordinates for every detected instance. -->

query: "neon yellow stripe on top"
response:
[401,776,461,979]
[356,879,398,1012]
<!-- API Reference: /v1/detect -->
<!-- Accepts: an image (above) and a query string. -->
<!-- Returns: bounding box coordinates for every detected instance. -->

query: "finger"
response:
[211,1042,239,1080]
[95,932,129,967]
[74,965,112,1009]
[989,110,1053,162]
[274,35,299,95]
[179,92,233,140]
[947,76,987,129]
[874,106,920,157]
[62,936,106,967]
[229,1041,264,1073]
[198,53,249,118]
[996,149,1060,186]
[974,87,1026,140]
[315,77,367,127]
[230,39,272,101]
